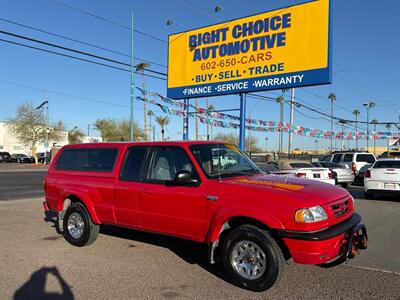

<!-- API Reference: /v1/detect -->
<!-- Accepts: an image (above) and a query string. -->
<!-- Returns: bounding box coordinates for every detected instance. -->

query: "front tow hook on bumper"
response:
[320,224,368,268]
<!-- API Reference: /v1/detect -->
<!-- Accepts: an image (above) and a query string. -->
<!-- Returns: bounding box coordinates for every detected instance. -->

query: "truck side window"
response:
[332,154,342,163]
[148,147,196,183]
[120,147,147,181]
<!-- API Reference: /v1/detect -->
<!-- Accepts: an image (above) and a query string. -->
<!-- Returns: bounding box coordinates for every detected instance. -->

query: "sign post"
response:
[239,93,246,151]
[183,98,190,140]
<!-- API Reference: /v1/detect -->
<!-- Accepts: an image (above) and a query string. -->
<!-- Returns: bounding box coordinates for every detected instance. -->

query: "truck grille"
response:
[331,199,349,217]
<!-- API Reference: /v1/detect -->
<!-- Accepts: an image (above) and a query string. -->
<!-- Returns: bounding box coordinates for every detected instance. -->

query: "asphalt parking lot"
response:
[0,170,399,299]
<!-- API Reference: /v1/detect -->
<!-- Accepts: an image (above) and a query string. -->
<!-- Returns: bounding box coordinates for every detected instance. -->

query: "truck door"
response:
[114,146,149,228]
[138,146,207,242]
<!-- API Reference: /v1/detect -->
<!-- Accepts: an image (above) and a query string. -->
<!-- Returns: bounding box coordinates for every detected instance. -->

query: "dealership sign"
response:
[167,0,331,99]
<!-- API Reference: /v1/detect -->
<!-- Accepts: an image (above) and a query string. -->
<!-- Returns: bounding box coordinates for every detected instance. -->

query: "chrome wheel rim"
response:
[230,240,267,280]
[67,212,84,239]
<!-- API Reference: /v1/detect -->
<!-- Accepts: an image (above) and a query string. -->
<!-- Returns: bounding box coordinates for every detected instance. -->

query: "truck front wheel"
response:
[221,225,285,291]
[63,203,99,247]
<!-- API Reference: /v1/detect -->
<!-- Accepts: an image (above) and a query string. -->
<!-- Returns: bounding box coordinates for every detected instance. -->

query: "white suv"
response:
[320,152,376,175]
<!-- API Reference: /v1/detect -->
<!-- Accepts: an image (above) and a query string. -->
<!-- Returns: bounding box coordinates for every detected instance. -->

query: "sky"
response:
[0,0,399,151]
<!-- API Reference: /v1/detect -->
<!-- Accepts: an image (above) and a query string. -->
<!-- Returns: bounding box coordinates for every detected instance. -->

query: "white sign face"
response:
[389,138,400,147]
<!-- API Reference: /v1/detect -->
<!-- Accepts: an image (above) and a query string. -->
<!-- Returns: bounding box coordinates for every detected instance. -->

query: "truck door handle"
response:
[206,195,218,201]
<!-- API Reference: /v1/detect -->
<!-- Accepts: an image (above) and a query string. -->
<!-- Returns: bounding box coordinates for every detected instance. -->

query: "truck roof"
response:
[62,140,230,149]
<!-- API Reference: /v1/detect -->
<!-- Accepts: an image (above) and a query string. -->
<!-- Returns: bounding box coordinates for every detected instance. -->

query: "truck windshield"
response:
[189,143,261,179]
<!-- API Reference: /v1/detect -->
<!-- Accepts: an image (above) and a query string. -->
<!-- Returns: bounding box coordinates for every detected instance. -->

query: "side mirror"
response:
[174,170,198,186]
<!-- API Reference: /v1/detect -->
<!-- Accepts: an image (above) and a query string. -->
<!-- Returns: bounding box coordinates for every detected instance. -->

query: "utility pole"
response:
[206,98,209,140]
[288,88,295,158]
[130,12,135,141]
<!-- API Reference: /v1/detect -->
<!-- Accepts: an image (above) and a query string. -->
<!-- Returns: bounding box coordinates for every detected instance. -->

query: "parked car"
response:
[0,151,11,163]
[364,159,400,199]
[378,150,400,159]
[256,162,279,173]
[354,163,372,186]
[312,161,354,187]
[266,160,335,185]
[43,142,367,291]
[320,152,376,175]
[9,154,34,163]
[36,152,50,164]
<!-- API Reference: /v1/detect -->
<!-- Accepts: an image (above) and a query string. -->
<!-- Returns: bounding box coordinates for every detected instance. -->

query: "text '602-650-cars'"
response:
[42,141,368,291]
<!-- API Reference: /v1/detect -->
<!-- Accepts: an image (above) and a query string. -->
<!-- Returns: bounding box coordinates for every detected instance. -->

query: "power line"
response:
[0,17,167,68]
[48,0,167,44]
[0,30,167,77]
[174,0,220,20]
[0,38,167,81]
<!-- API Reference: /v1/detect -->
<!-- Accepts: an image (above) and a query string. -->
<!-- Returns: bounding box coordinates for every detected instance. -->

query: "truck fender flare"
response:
[58,191,101,224]
[206,208,284,243]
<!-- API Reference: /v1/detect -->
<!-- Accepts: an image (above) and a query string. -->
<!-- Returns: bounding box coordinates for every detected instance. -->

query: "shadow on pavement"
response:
[14,267,74,300]
[100,226,230,282]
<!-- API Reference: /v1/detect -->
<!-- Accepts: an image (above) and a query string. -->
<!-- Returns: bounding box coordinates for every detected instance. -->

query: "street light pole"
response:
[130,12,135,141]
[353,109,360,150]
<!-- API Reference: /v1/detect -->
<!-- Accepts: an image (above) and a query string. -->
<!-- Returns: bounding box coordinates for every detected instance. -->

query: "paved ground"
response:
[0,171,46,201]
[0,171,399,299]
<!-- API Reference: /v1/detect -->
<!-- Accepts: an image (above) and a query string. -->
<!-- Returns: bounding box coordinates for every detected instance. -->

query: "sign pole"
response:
[130,12,135,141]
[183,98,190,140]
[239,93,246,151]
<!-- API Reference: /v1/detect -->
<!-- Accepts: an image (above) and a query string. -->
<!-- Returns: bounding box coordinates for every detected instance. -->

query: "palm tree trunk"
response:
[142,70,147,140]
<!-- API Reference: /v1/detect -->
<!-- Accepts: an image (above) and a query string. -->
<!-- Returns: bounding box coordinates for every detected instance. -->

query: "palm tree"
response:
[352,109,360,150]
[371,119,378,155]
[156,116,170,141]
[386,123,392,150]
[276,96,284,155]
[207,104,215,140]
[147,110,155,141]
[136,62,151,140]
[328,93,337,151]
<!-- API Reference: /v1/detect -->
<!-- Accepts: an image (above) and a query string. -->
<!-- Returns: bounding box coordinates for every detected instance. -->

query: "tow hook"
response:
[320,224,368,268]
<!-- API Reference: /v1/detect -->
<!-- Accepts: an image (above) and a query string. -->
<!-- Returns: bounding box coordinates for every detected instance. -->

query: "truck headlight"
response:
[295,206,328,223]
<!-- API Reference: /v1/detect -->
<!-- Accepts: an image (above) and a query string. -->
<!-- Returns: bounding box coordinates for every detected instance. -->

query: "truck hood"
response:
[223,172,349,205]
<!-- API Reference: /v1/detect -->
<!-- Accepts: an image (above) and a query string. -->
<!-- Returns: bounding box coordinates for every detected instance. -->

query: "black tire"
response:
[364,191,375,200]
[341,183,348,188]
[221,225,285,291]
[63,202,99,247]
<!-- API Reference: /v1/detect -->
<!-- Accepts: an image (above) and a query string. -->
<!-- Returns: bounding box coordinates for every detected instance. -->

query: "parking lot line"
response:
[345,264,400,276]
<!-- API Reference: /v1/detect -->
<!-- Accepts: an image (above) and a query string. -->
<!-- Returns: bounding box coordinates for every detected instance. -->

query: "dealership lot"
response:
[0,171,399,299]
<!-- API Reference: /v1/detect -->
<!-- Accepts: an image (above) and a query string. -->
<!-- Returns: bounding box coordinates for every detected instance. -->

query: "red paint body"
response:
[44,141,360,265]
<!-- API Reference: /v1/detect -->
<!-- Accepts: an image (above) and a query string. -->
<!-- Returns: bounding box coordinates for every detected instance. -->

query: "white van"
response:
[320,152,376,175]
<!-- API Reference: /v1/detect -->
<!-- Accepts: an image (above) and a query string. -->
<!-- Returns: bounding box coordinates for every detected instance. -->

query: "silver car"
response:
[312,161,354,187]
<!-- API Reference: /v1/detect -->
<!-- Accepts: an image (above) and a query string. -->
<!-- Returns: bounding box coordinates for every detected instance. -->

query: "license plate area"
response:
[384,183,396,189]
[313,173,321,178]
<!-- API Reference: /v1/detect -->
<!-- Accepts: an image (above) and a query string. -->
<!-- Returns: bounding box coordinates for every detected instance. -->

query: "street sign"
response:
[167,0,331,99]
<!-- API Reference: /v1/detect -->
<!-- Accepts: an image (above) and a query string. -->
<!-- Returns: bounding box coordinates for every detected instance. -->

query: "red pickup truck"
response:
[43,141,367,291]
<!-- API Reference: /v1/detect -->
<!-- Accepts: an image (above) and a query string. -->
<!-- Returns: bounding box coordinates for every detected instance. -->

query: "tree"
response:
[7,102,64,164]
[68,127,85,144]
[207,104,215,140]
[155,116,170,141]
[94,118,145,141]
[214,132,262,152]
[147,110,155,141]
[136,62,150,140]
[328,93,337,151]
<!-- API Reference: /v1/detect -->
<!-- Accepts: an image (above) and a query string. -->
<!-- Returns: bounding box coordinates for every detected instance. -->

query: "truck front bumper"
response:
[276,213,368,265]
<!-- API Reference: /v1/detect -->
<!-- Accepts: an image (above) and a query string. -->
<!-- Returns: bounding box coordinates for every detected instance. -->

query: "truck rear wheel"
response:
[63,203,99,247]
[221,225,284,291]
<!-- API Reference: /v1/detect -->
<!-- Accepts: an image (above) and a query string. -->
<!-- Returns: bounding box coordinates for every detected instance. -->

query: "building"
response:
[0,122,69,155]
